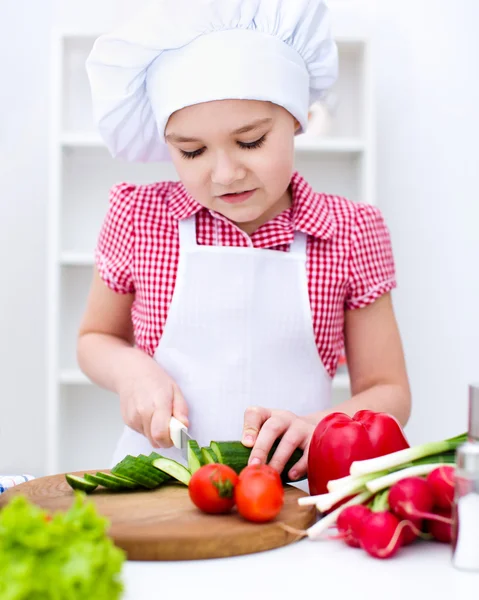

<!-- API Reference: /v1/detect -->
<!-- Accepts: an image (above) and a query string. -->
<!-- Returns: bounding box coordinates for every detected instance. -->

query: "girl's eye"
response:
[238,135,267,150]
[179,134,267,160]
[180,147,206,160]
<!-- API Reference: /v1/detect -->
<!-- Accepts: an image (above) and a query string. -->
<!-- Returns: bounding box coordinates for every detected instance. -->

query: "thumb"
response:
[172,384,189,428]
[242,406,270,447]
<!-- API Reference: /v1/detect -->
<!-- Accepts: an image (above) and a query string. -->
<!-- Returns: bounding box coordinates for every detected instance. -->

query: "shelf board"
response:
[60,252,94,266]
[60,132,104,147]
[60,131,365,154]
[60,369,92,385]
[60,367,349,391]
[295,136,365,153]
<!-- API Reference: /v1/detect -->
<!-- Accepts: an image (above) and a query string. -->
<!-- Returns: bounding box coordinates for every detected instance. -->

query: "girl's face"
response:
[165,100,299,234]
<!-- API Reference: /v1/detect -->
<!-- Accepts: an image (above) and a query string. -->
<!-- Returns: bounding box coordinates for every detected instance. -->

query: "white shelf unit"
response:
[47,29,374,475]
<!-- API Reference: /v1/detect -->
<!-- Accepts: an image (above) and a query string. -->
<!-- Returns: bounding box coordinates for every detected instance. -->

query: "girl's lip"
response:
[218,189,256,204]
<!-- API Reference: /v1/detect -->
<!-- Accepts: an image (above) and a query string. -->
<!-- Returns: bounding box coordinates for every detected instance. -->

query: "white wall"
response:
[0,0,477,475]
[372,0,479,444]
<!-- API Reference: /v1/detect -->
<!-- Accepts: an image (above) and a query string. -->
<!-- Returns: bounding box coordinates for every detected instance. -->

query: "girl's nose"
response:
[210,151,246,187]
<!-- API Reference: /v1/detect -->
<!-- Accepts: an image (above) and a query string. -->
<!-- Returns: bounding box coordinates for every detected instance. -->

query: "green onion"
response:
[349,433,466,477]
[327,452,455,493]
[370,489,389,512]
[366,462,452,494]
[300,471,389,512]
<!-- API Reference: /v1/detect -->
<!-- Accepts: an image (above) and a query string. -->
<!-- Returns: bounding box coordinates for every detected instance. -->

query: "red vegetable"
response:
[235,464,284,523]
[360,511,403,559]
[426,466,455,510]
[188,464,238,514]
[308,410,410,495]
[337,505,372,548]
[388,477,452,525]
[427,509,452,543]
[401,518,422,546]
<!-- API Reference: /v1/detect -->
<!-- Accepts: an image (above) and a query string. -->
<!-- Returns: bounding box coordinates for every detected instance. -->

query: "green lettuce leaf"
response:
[0,493,125,599]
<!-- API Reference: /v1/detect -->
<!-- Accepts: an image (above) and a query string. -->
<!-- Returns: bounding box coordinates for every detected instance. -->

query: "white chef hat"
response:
[85,0,338,162]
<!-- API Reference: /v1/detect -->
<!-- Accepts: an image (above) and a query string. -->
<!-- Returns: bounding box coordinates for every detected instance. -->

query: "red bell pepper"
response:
[307,410,409,496]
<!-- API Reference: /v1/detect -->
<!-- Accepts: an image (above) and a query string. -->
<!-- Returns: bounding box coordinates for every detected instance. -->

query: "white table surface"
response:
[122,537,477,600]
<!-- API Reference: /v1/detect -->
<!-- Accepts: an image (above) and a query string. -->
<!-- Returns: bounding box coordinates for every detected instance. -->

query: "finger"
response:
[171,384,189,428]
[287,450,309,481]
[265,424,305,474]
[242,406,271,447]
[149,392,174,448]
[270,425,311,480]
[247,415,287,466]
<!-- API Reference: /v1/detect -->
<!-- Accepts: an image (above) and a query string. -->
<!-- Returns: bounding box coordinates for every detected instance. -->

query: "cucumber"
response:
[187,440,204,473]
[65,474,97,493]
[135,455,171,484]
[95,471,140,490]
[152,457,191,485]
[112,456,160,489]
[84,472,129,492]
[210,439,305,483]
[201,446,218,464]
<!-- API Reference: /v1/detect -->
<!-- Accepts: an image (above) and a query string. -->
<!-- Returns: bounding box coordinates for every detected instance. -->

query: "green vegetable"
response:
[211,440,305,482]
[65,473,97,493]
[0,493,125,600]
[152,457,191,485]
[349,433,466,477]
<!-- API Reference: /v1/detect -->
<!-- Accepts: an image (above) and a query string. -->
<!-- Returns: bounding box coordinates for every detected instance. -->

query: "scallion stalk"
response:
[349,433,466,477]
[299,471,389,512]
[366,462,448,494]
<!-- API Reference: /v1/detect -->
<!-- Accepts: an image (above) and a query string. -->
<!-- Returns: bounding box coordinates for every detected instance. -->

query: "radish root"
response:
[278,523,308,539]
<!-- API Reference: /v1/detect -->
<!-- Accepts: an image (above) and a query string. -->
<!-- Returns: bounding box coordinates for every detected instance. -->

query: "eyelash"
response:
[179,135,267,160]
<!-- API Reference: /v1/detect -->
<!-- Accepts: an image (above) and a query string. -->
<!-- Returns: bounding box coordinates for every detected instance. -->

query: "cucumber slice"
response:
[152,457,191,485]
[112,457,159,489]
[95,471,140,490]
[210,439,305,483]
[187,440,204,473]
[86,472,130,491]
[135,455,171,484]
[65,474,97,493]
[84,473,110,488]
[201,446,218,464]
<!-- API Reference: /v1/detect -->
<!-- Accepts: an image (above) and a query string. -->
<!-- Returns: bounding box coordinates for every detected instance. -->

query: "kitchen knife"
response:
[169,416,192,460]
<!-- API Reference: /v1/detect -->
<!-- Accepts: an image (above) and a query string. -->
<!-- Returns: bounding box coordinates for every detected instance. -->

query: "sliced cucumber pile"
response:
[65,436,304,493]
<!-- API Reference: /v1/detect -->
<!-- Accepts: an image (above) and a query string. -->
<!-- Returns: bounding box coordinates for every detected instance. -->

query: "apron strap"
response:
[289,231,308,257]
[178,216,198,249]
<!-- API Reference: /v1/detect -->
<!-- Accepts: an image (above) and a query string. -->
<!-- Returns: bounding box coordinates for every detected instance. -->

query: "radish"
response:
[401,518,423,546]
[426,466,455,510]
[388,477,451,524]
[427,509,452,543]
[359,511,403,559]
[336,505,371,548]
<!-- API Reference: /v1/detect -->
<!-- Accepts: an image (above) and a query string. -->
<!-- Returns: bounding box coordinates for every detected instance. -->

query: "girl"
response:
[79,0,411,482]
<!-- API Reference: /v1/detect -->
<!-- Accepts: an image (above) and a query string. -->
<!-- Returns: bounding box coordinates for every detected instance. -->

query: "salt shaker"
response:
[452,384,479,571]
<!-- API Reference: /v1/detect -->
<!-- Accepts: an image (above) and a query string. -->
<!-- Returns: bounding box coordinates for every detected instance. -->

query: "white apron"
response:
[111,214,332,466]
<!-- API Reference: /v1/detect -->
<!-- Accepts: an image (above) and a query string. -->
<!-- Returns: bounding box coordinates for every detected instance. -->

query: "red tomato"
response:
[188,464,239,514]
[235,464,284,523]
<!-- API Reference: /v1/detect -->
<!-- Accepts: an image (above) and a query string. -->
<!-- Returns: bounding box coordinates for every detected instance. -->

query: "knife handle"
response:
[169,416,187,449]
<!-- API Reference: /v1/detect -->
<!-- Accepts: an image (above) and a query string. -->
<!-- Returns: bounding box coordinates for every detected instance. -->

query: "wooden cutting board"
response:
[0,471,316,561]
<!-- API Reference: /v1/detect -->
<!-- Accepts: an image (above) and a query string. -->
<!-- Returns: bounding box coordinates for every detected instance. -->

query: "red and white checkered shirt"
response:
[96,171,396,377]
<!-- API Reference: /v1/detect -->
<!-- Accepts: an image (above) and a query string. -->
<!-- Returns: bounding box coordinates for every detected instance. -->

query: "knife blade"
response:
[169,416,192,460]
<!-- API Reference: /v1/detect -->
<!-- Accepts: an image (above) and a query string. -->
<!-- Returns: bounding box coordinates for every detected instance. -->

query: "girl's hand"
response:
[241,407,315,481]
[117,354,188,448]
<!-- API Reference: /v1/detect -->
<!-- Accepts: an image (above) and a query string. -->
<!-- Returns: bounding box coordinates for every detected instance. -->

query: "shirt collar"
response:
[167,171,336,241]
[289,171,336,240]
